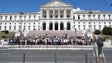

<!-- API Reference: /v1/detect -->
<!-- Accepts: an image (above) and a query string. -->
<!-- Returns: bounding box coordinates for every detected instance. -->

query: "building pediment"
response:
[41,0,73,8]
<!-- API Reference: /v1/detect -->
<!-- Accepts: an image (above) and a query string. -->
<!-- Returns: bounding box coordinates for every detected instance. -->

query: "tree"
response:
[102,26,112,35]
[1,30,9,34]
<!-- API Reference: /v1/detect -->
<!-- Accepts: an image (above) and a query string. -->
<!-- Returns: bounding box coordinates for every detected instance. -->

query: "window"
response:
[4,26,6,30]
[33,26,35,30]
[88,22,90,24]
[0,26,1,30]
[14,23,16,25]
[104,22,106,24]
[24,26,26,30]
[103,15,105,17]
[29,26,30,30]
[98,15,100,19]
[88,25,91,27]
[78,15,80,19]
[0,16,3,19]
[14,26,16,30]
[94,22,95,24]
[15,16,17,19]
[60,15,63,18]
[73,16,75,19]
[83,22,85,24]
[109,22,111,24]
[10,16,12,20]
[83,25,85,27]
[5,16,7,20]
[9,26,11,30]
[94,25,96,27]
[0,23,2,25]
[108,15,111,19]
[99,25,101,27]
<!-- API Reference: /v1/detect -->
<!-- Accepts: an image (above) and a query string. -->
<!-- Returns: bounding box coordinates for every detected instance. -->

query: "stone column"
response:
[46,22,48,31]
[58,22,60,31]
[47,10,49,19]
[53,22,55,30]
[71,9,73,19]
[53,10,55,19]
[64,22,66,30]
[40,10,43,19]
[58,10,60,19]
[64,10,67,18]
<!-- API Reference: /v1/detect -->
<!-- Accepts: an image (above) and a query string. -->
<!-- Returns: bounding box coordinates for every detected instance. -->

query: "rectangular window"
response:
[19,26,21,29]
[88,25,91,27]
[28,26,30,30]
[0,26,1,30]
[88,22,90,24]
[9,26,11,30]
[83,22,85,24]
[4,26,6,30]
[83,25,85,27]
[104,22,106,24]
[10,16,12,20]
[14,26,16,30]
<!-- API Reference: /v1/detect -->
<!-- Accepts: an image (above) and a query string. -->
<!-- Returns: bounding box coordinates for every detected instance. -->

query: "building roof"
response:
[40,0,73,8]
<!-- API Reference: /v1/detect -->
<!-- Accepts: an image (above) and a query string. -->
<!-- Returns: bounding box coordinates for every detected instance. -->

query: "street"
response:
[0,48,112,63]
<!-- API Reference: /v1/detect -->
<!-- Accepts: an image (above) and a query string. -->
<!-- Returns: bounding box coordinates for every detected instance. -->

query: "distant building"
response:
[0,0,112,36]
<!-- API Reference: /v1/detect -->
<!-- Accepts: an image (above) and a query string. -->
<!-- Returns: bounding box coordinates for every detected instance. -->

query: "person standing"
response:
[92,30,107,63]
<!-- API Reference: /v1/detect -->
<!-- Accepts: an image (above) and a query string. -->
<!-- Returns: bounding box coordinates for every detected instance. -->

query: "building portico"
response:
[39,0,74,31]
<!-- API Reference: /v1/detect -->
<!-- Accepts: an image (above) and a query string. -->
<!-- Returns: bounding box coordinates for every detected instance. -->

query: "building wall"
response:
[0,12,112,32]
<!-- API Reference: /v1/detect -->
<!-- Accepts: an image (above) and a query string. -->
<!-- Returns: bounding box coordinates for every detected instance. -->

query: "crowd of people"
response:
[8,35,91,46]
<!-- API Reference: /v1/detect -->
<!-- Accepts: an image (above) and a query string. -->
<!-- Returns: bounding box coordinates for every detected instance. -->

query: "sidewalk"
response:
[0,45,111,50]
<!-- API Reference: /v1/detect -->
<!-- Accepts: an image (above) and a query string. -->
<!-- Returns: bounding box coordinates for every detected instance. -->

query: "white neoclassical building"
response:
[0,0,112,36]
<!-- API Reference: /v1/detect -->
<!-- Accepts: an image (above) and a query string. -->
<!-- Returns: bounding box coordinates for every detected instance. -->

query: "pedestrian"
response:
[92,30,107,63]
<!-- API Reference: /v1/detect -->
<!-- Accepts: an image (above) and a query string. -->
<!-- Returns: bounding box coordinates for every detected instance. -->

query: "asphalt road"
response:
[0,49,112,63]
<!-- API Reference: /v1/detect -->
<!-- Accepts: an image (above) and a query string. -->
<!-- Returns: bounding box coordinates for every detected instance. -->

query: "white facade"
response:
[0,0,112,33]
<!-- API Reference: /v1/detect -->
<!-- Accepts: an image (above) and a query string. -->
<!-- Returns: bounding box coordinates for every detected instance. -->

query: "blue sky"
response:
[0,0,112,13]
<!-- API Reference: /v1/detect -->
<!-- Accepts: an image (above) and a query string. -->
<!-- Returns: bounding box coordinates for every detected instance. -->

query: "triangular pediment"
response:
[41,0,73,8]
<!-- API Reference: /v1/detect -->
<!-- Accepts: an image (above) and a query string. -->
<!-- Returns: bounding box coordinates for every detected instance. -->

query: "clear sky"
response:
[0,0,112,13]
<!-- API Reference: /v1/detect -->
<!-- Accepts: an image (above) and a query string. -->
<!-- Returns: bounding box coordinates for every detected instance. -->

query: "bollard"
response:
[85,53,88,63]
[23,53,26,63]
[54,53,57,63]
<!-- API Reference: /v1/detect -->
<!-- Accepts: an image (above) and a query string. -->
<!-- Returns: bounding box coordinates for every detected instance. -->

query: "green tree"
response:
[102,26,112,35]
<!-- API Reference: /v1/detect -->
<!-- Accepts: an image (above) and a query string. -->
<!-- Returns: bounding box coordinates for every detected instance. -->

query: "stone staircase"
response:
[27,30,83,36]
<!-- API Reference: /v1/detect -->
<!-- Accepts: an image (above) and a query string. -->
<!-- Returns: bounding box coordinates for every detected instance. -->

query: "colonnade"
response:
[40,9,73,19]
[41,22,71,31]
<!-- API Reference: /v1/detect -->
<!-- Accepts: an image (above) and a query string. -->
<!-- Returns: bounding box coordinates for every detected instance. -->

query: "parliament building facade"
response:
[0,0,112,36]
